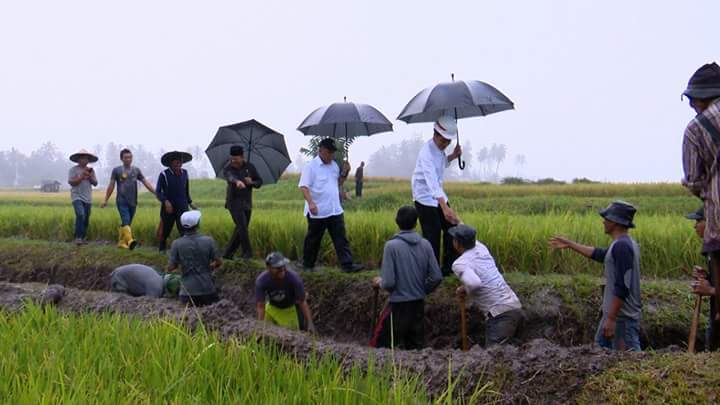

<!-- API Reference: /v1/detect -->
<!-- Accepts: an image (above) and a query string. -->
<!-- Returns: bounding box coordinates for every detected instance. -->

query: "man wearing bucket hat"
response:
[222,145,263,260]
[256,252,316,333]
[101,148,156,250]
[549,201,642,351]
[110,264,181,298]
[681,62,720,348]
[411,115,463,276]
[167,210,222,306]
[450,224,523,347]
[156,151,195,253]
[686,207,718,351]
[297,137,364,273]
[67,149,99,245]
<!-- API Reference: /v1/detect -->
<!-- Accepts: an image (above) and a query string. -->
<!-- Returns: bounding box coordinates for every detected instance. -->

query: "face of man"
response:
[452,238,462,254]
[689,98,711,115]
[318,146,335,164]
[602,218,615,235]
[230,154,245,167]
[78,156,89,167]
[695,220,706,239]
[171,159,182,172]
[433,133,452,151]
[121,152,133,167]
[267,265,287,281]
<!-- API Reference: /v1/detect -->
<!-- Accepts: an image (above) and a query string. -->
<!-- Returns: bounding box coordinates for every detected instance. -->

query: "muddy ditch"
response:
[0,261,697,351]
[0,281,641,403]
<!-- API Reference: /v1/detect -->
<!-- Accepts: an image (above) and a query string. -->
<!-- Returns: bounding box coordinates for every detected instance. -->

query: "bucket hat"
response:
[599,200,636,228]
[683,62,720,100]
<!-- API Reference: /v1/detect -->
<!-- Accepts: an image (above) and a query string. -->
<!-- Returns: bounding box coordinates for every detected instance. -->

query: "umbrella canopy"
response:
[398,78,514,123]
[297,99,393,139]
[205,119,291,185]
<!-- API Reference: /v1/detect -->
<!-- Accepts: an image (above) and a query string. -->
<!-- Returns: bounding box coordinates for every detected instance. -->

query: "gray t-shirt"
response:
[68,165,96,203]
[110,264,165,298]
[111,165,145,206]
[168,232,220,297]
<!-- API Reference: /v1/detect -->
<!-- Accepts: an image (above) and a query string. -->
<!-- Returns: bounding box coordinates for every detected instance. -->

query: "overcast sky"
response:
[0,1,717,182]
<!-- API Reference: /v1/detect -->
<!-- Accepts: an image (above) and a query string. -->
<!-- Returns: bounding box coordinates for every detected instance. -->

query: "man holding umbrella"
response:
[297,138,364,273]
[412,115,463,275]
[156,150,195,253]
[223,145,263,260]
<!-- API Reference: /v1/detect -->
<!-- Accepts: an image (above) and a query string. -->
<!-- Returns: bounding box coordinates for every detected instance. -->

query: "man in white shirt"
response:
[451,224,524,346]
[297,138,365,273]
[412,115,463,275]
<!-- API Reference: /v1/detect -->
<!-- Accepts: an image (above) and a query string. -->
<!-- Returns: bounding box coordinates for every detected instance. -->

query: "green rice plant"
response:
[0,305,437,404]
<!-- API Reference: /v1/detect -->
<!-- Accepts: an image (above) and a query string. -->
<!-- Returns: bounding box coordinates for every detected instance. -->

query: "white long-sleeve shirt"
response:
[411,139,450,207]
[452,242,522,318]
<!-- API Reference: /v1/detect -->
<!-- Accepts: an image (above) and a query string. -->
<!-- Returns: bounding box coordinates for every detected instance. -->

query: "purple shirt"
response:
[255,269,305,309]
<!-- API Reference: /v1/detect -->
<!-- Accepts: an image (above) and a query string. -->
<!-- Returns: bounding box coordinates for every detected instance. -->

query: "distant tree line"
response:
[0,142,213,188]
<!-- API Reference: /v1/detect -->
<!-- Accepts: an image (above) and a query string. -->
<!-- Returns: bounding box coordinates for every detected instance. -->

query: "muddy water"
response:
[0,281,640,403]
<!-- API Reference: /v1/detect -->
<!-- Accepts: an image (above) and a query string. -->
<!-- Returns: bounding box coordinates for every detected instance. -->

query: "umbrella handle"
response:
[456,126,464,170]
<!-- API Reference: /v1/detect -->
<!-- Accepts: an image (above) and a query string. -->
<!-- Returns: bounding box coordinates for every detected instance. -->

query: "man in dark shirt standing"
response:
[156,151,195,253]
[549,201,642,351]
[222,145,262,260]
[354,161,364,198]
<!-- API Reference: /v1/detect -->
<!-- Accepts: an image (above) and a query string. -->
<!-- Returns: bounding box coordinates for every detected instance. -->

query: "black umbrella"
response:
[397,74,514,169]
[205,119,291,184]
[297,97,393,156]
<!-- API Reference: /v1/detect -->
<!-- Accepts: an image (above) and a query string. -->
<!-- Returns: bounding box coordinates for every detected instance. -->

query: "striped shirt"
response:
[682,98,720,253]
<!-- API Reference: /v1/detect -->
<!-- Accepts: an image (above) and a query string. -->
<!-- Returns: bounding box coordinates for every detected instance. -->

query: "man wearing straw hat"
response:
[67,149,98,245]
[681,62,720,349]
[155,150,195,253]
[549,201,642,351]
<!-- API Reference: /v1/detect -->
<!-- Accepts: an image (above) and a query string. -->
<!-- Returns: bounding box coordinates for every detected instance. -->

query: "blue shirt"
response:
[156,168,192,211]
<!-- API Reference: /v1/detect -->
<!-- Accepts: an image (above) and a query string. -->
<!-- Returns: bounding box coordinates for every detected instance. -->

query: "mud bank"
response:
[0,258,701,350]
[0,282,633,403]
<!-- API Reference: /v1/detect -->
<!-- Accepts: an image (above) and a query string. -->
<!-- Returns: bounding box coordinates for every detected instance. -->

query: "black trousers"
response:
[224,202,252,258]
[414,201,457,275]
[355,181,363,197]
[302,214,353,268]
[159,207,187,251]
[370,300,425,350]
[708,252,720,350]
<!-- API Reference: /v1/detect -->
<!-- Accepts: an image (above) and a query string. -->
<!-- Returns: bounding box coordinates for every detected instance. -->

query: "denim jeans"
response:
[72,200,91,239]
[595,316,641,351]
[116,199,137,226]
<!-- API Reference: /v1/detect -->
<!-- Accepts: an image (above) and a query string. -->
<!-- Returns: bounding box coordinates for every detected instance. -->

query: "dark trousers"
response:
[708,252,720,350]
[355,180,363,197]
[72,200,91,239]
[370,300,425,350]
[414,201,457,275]
[485,309,524,346]
[180,293,219,307]
[159,207,187,251]
[224,202,252,258]
[302,214,353,268]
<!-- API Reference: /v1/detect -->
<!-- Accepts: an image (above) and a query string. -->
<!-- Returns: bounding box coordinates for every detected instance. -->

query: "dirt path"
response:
[0,281,636,403]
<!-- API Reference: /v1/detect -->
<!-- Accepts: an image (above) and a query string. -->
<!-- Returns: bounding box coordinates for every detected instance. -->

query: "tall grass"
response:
[0,305,432,404]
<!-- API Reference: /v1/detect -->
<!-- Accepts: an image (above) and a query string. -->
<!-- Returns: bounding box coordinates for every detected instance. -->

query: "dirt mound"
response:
[0,281,630,403]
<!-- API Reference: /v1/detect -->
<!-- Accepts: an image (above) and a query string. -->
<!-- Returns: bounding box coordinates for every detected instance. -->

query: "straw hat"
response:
[161,151,193,167]
[69,149,99,163]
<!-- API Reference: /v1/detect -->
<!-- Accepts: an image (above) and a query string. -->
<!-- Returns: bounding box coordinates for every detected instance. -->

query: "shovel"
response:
[688,295,702,353]
[458,293,469,351]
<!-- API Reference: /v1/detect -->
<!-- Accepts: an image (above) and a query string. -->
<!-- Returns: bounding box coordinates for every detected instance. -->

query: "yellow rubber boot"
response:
[117,227,129,249]
[124,225,138,250]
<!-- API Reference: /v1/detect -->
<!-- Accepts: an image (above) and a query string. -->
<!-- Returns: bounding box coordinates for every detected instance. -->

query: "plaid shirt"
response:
[682,99,720,252]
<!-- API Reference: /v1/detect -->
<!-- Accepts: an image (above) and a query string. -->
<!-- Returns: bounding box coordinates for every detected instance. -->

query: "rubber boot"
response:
[123,225,138,250]
[117,227,129,249]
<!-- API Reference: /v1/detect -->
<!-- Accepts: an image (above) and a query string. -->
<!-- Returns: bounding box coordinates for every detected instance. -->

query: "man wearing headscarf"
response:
[222,145,262,260]
[681,62,720,349]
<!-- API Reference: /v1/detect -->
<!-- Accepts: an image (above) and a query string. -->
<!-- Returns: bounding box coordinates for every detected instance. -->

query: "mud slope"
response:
[0,282,632,404]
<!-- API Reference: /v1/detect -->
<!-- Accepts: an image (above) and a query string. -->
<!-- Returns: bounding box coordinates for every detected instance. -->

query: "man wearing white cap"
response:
[167,210,223,306]
[411,115,463,275]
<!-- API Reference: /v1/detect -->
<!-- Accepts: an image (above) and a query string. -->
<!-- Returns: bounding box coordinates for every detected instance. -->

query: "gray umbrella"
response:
[297,98,393,155]
[205,119,291,185]
[397,74,514,169]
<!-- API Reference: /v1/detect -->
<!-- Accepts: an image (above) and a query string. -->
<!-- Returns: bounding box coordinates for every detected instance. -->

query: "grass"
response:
[0,305,435,404]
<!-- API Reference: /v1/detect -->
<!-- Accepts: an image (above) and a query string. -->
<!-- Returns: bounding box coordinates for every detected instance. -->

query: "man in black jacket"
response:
[223,145,262,260]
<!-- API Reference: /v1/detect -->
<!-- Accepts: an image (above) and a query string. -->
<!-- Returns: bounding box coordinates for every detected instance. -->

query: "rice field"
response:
[0,176,704,277]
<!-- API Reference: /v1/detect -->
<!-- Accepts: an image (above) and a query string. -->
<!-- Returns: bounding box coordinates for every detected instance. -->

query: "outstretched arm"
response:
[548,236,596,259]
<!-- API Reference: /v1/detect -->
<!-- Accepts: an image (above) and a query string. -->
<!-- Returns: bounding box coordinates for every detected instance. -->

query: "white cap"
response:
[433,115,458,140]
[180,210,202,228]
